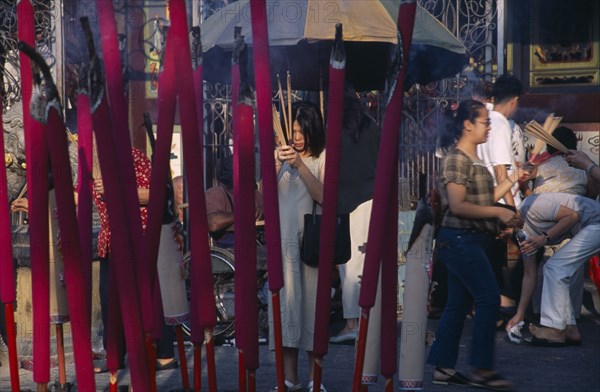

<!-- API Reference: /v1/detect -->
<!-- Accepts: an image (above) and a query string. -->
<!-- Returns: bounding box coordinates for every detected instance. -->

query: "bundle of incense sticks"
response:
[524,114,568,154]
[272,105,285,147]
[276,73,293,145]
[15,183,27,201]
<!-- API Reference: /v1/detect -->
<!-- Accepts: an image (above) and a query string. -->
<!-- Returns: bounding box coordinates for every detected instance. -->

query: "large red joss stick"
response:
[168,1,218,390]
[91,93,151,392]
[95,1,154,347]
[249,1,286,389]
[142,19,185,390]
[77,94,94,316]
[230,28,247,392]
[191,24,205,392]
[0,96,20,392]
[312,24,346,392]
[17,2,50,388]
[353,1,417,391]
[18,41,96,390]
[80,17,151,391]
[233,34,259,389]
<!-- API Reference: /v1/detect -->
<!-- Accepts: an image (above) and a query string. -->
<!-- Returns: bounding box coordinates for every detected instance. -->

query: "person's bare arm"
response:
[520,205,579,255]
[566,150,600,184]
[494,164,515,206]
[296,159,323,203]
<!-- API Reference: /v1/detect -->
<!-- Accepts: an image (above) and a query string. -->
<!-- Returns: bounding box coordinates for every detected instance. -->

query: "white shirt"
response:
[477,110,522,206]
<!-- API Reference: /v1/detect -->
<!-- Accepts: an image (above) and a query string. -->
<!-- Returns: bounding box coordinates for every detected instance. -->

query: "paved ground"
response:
[2,304,599,392]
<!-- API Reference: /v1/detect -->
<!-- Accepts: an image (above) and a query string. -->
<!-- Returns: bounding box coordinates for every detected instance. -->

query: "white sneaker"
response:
[269,380,303,392]
[308,380,328,392]
[329,329,357,344]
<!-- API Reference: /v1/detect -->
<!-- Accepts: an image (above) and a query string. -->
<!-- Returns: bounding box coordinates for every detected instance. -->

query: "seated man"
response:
[508,193,600,345]
[174,155,262,248]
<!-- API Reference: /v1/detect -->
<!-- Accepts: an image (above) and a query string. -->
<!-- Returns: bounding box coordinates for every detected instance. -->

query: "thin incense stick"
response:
[287,71,292,143]
[276,74,289,144]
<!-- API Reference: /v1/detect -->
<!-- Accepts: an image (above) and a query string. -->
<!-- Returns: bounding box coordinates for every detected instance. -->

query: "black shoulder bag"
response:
[300,202,351,267]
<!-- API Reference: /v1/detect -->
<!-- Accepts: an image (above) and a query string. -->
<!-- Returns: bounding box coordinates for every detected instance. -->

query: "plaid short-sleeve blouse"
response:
[439,148,499,234]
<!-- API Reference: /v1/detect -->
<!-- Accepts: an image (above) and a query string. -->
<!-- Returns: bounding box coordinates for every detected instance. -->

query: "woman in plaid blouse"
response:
[427,99,528,391]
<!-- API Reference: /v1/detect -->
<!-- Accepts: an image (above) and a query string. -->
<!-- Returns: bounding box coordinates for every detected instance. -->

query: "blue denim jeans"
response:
[427,227,500,370]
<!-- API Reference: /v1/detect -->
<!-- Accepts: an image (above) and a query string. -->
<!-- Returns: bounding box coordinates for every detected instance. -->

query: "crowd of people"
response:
[2,74,599,392]
[427,74,599,391]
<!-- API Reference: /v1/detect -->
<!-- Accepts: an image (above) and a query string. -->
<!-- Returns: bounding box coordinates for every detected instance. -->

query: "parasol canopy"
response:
[201,0,467,90]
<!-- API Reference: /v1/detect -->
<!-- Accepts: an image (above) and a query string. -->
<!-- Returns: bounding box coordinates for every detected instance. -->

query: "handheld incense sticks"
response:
[524,115,567,155]
[272,105,286,147]
[287,72,293,142]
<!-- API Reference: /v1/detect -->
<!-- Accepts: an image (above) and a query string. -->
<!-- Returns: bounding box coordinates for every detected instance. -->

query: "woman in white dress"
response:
[270,101,326,392]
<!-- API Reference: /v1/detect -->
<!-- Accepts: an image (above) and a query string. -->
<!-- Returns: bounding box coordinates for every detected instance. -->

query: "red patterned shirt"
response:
[93,148,151,258]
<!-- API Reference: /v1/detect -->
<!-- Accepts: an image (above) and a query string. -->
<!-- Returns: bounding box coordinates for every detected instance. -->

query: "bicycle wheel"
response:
[182,247,236,339]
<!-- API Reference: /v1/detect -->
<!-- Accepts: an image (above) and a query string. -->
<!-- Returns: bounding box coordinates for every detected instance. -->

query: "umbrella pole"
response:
[4,303,20,392]
[55,324,67,386]
[352,308,371,392]
[205,329,218,391]
[193,343,201,391]
[238,350,246,391]
[271,292,286,391]
[175,325,190,390]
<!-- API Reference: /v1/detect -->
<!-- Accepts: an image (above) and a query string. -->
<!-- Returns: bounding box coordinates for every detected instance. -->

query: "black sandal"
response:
[470,372,515,391]
[432,368,471,386]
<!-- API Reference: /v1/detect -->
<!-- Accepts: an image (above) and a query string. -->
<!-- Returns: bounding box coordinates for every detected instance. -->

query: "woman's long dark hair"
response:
[438,99,486,150]
[292,101,325,157]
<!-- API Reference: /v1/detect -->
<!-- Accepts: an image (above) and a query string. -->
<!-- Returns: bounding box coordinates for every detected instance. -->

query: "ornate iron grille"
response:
[2,0,58,202]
